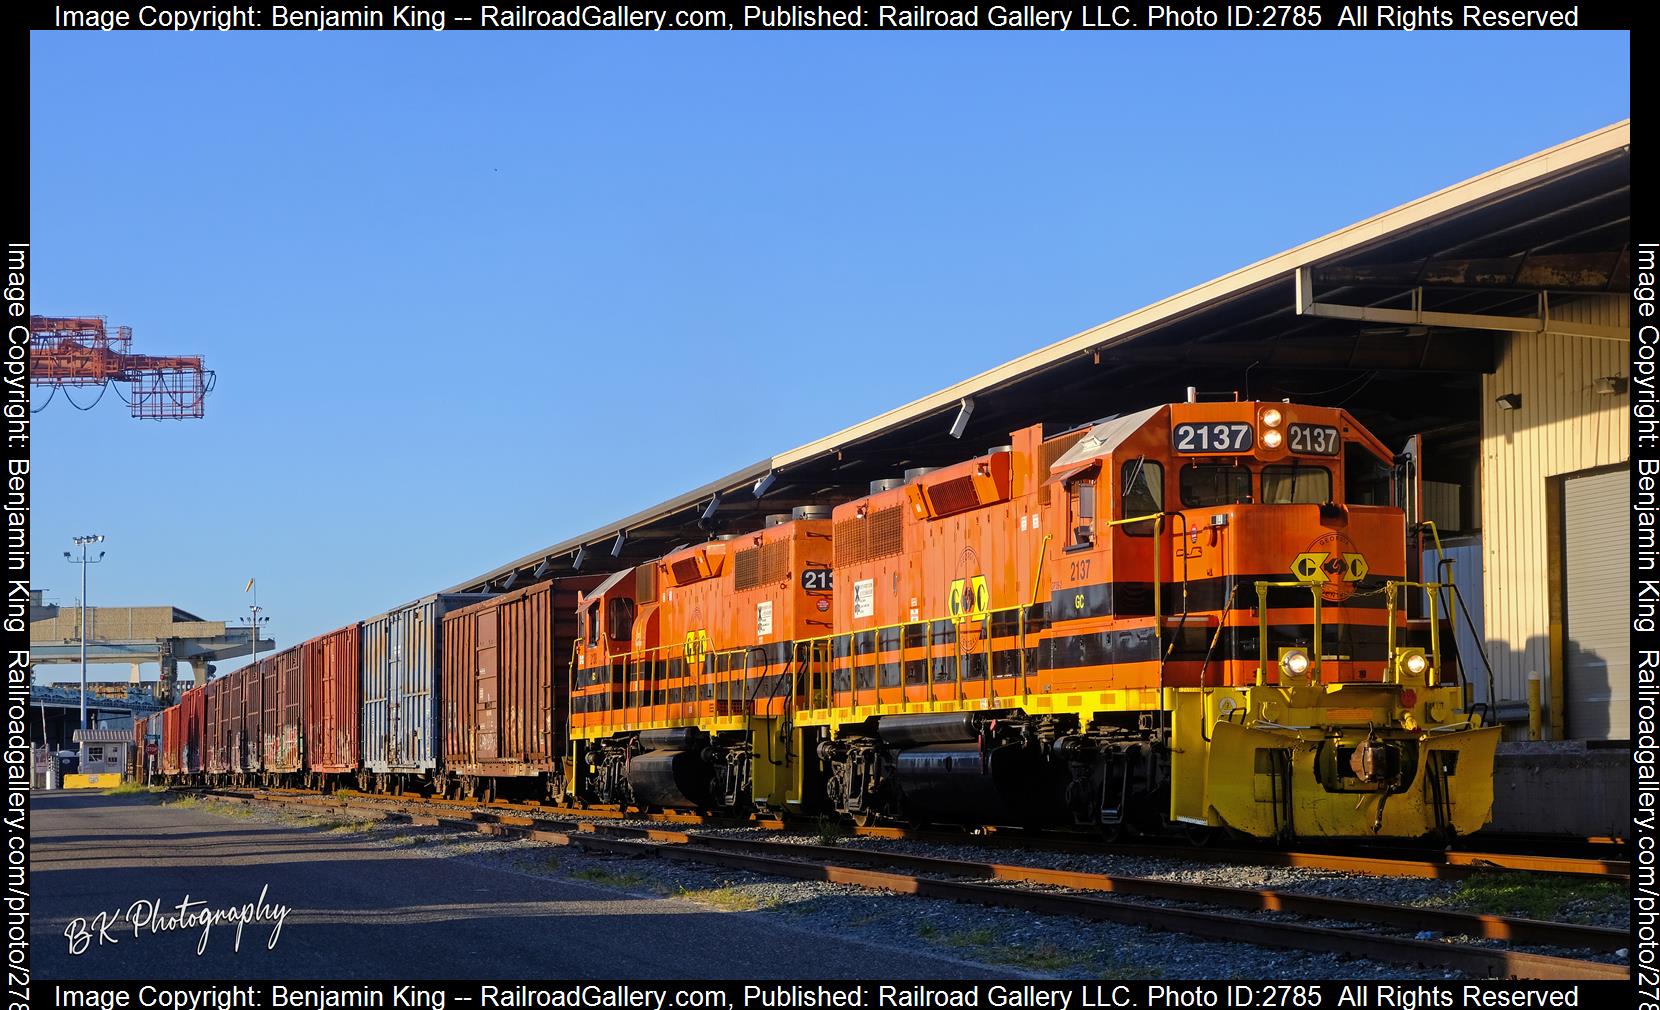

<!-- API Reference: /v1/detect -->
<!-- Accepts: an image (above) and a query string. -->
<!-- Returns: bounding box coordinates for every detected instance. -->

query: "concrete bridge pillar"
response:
[158,653,179,703]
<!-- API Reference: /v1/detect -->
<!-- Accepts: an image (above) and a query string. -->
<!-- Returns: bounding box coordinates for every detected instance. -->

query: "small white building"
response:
[72,729,135,776]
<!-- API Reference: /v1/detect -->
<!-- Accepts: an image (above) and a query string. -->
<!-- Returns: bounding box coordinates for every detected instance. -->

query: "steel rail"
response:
[575,823,1626,952]
[856,826,1630,882]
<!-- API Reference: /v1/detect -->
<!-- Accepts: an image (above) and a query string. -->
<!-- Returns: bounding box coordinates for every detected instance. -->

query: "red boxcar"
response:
[261,647,305,776]
[163,686,206,780]
[304,623,361,781]
[441,578,595,799]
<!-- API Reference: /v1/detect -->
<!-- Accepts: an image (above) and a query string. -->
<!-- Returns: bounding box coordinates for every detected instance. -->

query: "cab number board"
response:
[1173,422,1254,453]
[1287,423,1340,456]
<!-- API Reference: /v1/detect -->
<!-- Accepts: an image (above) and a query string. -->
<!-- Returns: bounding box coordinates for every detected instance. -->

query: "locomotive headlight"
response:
[1261,408,1283,428]
[1261,428,1283,449]
[1396,648,1430,680]
[1279,648,1311,676]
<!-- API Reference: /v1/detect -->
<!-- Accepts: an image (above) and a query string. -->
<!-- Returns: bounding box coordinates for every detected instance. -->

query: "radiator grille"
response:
[926,475,980,516]
[734,540,789,591]
[834,506,905,567]
[636,565,657,604]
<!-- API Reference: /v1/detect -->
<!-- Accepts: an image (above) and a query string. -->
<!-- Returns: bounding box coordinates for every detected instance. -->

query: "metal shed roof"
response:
[444,120,1630,595]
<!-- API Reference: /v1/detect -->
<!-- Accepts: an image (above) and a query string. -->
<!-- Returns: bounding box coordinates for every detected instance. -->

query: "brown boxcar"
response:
[304,623,361,781]
[219,669,241,779]
[441,578,595,799]
[235,659,263,776]
[134,714,152,779]
[261,646,305,776]
[205,677,229,778]
[160,706,179,776]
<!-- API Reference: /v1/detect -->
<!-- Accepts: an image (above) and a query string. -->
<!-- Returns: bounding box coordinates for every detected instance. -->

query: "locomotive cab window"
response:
[1262,464,1332,504]
[1066,477,1097,549]
[585,603,601,647]
[606,598,636,641]
[1119,458,1163,536]
[1179,464,1252,508]
[1345,443,1393,506]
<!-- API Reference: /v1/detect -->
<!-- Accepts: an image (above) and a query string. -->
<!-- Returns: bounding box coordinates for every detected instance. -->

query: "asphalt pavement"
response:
[32,791,1005,980]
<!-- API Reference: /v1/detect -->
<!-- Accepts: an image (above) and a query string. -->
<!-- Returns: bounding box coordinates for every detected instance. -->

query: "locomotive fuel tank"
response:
[892,742,1051,824]
[626,749,714,809]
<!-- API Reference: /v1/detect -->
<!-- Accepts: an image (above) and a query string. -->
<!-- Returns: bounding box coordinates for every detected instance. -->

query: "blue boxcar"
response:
[361,592,489,785]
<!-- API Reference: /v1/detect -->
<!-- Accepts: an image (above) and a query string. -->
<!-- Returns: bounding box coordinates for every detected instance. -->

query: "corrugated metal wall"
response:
[1479,294,1628,733]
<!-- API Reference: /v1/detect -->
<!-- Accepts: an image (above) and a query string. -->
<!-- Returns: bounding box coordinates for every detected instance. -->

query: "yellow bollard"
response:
[1527,672,1543,741]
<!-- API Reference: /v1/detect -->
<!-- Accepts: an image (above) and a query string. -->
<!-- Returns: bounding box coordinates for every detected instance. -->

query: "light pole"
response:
[64,535,105,768]
[241,578,268,671]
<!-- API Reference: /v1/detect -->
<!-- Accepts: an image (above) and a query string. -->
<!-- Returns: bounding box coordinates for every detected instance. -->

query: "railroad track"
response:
[204,788,1628,981]
[230,786,1628,882]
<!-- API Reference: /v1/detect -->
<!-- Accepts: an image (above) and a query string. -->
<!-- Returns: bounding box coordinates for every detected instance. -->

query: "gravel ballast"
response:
[160,793,1630,980]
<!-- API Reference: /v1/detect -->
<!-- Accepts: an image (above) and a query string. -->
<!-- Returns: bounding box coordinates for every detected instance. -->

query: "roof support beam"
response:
[1295,267,1627,342]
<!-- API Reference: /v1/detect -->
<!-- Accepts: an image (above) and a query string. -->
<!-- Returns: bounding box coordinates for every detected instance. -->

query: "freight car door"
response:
[387,621,403,766]
[477,610,500,762]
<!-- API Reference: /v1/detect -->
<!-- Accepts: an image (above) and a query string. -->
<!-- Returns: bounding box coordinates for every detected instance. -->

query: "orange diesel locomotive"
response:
[569,398,1497,840]
[571,507,833,811]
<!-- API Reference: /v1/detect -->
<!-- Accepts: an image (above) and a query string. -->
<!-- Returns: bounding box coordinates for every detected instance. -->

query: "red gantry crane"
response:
[29,315,214,419]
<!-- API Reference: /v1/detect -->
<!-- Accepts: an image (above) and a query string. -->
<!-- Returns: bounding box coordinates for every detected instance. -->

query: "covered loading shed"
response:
[447,123,1631,766]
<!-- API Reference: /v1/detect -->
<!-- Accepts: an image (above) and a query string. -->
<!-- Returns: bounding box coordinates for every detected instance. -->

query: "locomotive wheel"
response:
[850,810,877,828]
[1184,825,1217,847]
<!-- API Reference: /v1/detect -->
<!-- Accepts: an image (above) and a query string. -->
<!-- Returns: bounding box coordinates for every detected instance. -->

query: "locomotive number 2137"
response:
[1172,422,1254,453]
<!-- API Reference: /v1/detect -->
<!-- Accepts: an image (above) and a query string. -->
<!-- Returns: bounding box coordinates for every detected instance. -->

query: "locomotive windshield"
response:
[1178,463,1252,507]
[1261,464,1332,504]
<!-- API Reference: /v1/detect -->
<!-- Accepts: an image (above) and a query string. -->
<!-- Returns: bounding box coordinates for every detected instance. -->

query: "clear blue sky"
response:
[29,30,1630,682]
